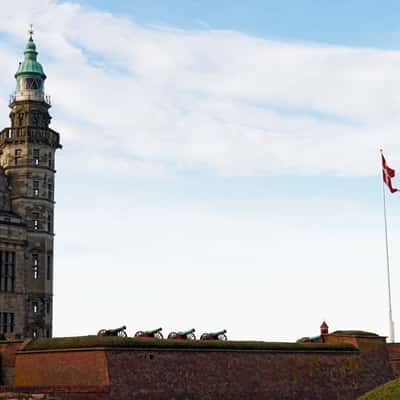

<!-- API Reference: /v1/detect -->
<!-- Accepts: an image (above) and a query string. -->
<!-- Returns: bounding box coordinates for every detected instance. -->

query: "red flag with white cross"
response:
[381,152,398,193]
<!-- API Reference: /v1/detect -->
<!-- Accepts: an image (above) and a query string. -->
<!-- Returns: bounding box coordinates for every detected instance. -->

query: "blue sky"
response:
[0,0,400,342]
[77,0,400,48]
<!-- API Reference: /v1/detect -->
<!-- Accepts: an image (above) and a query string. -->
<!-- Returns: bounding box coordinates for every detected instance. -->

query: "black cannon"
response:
[97,325,127,337]
[168,328,196,340]
[200,329,227,341]
[134,327,163,339]
[296,335,322,343]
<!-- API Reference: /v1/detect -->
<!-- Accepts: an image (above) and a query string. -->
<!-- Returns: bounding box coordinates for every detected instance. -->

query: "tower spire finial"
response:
[28,24,34,40]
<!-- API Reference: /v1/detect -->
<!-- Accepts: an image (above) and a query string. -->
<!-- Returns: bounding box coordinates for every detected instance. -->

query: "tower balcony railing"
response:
[9,91,51,106]
[0,126,61,149]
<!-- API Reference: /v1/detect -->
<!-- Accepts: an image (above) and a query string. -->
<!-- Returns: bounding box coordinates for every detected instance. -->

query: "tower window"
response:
[0,312,15,334]
[47,254,51,281]
[47,214,52,233]
[33,149,40,165]
[33,180,39,197]
[25,78,42,90]
[32,213,39,230]
[48,183,53,201]
[33,302,38,313]
[48,152,52,169]
[0,251,16,293]
[15,149,22,165]
[32,254,39,280]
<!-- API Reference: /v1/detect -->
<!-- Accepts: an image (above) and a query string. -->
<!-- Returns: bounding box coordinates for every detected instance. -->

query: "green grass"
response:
[20,335,358,352]
[332,330,380,337]
[357,378,400,399]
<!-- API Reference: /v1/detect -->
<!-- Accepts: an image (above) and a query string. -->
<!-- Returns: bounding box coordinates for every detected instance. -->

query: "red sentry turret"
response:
[320,321,329,335]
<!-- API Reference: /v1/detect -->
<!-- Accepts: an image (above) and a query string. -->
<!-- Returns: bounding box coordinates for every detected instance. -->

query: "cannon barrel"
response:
[178,328,195,336]
[296,335,321,343]
[212,329,227,336]
[107,325,126,335]
[145,327,162,335]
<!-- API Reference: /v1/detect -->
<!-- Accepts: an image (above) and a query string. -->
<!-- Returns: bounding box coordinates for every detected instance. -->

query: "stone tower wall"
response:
[0,98,61,338]
[0,222,26,336]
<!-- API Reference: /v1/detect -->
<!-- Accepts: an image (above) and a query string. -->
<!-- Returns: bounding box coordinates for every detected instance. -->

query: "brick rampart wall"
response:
[107,348,363,400]
[10,346,391,400]
[0,335,396,400]
[326,334,395,389]
[13,349,109,394]
[0,341,24,386]
[387,343,400,377]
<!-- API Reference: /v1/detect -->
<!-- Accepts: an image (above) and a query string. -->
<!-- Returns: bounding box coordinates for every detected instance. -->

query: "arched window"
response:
[32,254,39,279]
[47,214,52,233]
[0,312,15,333]
[0,251,15,292]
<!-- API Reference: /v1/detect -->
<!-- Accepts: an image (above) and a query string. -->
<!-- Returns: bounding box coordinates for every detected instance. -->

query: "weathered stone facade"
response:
[0,33,61,339]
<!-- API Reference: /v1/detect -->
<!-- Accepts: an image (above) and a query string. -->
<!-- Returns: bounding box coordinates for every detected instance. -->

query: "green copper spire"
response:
[15,27,46,80]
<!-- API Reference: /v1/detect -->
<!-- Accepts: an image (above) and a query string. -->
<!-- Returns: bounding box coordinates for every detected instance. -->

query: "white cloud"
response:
[0,0,399,176]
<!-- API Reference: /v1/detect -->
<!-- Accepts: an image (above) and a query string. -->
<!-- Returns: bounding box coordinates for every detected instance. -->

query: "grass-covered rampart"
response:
[332,330,380,337]
[20,335,358,352]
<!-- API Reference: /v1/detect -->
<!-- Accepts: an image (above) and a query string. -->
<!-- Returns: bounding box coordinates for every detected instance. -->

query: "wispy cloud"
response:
[1,0,399,177]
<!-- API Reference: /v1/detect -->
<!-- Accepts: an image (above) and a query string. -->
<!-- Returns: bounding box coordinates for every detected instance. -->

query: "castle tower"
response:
[0,29,61,338]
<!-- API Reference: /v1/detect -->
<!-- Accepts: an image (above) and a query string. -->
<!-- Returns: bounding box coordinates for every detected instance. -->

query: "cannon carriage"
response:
[168,328,196,340]
[97,325,127,337]
[134,327,164,339]
[200,329,227,341]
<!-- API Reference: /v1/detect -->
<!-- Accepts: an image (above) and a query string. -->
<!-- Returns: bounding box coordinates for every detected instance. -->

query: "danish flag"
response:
[381,152,398,193]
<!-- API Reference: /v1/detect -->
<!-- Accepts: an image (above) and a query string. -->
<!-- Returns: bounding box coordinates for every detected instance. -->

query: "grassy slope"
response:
[21,335,358,352]
[358,379,400,400]
[331,330,380,337]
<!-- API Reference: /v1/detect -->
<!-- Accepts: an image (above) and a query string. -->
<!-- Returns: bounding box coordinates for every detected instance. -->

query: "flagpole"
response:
[380,149,395,343]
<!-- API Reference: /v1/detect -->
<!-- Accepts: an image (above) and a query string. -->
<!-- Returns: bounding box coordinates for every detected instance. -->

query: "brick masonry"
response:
[387,343,400,377]
[106,349,363,400]
[0,333,395,400]
[0,341,24,386]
